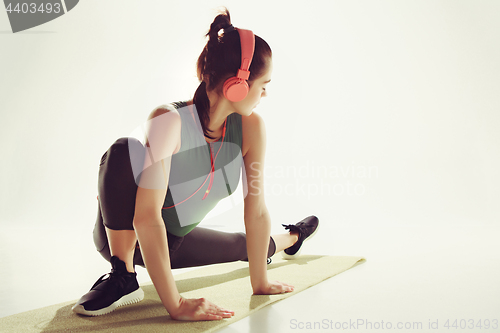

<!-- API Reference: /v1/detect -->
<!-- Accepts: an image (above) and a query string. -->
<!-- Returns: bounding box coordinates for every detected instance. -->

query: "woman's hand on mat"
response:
[253,280,294,295]
[170,297,235,321]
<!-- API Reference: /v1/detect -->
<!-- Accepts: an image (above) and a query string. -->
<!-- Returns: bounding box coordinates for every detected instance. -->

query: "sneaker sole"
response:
[282,220,320,260]
[72,287,144,316]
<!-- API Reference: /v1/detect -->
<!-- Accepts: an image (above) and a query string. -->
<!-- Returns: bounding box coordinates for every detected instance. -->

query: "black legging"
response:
[93,137,276,269]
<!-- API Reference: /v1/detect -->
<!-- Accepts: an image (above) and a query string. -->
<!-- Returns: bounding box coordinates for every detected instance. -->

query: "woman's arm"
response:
[133,106,182,312]
[133,106,233,320]
[242,112,293,294]
[244,210,272,293]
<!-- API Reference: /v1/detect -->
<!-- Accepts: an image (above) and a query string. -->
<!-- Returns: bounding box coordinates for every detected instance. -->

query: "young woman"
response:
[72,9,319,321]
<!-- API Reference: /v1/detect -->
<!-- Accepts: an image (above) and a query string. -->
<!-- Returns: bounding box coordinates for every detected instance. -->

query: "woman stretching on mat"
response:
[72,8,319,321]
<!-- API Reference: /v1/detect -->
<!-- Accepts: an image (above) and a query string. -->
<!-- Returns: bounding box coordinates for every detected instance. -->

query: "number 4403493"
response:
[444,319,498,330]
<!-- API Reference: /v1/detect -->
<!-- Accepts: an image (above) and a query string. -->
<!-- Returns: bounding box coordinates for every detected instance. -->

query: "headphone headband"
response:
[222,27,255,102]
[236,28,255,80]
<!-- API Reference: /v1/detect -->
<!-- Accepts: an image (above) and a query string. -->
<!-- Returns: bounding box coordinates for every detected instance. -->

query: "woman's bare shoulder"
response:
[147,103,180,120]
[144,104,182,153]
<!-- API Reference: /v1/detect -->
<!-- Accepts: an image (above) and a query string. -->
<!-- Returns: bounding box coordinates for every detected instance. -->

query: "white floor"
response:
[1,220,499,333]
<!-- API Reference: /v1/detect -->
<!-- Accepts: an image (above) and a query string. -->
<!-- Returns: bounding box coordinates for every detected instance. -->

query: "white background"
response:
[1,1,499,332]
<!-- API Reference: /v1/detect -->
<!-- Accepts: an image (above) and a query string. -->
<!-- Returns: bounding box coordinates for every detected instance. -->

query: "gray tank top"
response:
[161,101,243,236]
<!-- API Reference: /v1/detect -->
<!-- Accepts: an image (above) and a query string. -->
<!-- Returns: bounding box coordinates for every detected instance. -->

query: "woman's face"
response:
[232,58,273,116]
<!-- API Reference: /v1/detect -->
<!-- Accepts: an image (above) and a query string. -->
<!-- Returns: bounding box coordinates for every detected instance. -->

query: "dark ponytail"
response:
[193,7,272,140]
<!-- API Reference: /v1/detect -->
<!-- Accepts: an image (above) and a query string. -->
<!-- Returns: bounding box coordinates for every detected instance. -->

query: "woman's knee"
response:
[100,137,145,183]
[109,137,143,163]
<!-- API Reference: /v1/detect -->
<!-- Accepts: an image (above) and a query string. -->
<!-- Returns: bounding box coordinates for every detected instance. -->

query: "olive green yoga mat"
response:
[0,255,365,333]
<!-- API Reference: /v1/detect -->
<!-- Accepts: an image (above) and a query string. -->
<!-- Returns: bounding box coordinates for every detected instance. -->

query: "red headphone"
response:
[222,28,255,102]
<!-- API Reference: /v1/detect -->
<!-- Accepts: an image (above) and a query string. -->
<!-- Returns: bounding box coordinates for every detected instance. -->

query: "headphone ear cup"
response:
[223,77,249,102]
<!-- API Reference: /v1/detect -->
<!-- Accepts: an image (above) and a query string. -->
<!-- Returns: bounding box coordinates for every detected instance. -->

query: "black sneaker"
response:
[72,256,144,316]
[281,215,319,259]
